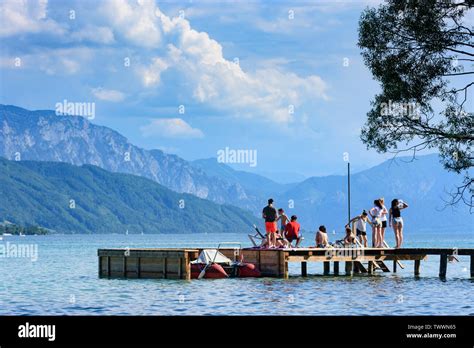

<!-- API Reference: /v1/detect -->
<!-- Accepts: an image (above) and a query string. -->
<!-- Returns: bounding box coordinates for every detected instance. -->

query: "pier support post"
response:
[345,261,353,275]
[333,261,339,275]
[301,262,307,277]
[323,262,330,275]
[368,261,374,275]
[137,257,141,278]
[98,256,102,278]
[470,255,474,278]
[439,254,448,278]
[414,260,421,276]
[393,260,397,273]
[106,256,111,277]
[123,256,127,278]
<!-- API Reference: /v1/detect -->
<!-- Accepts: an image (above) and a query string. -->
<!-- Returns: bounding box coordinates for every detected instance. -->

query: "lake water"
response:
[0,231,473,315]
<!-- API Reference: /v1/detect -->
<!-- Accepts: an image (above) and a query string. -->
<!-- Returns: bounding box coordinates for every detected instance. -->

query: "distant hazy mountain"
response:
[252,170,307,184]
[192,158,295,197]
[273,154,473,233]
[0,105,256,210]
[0,158,258,234]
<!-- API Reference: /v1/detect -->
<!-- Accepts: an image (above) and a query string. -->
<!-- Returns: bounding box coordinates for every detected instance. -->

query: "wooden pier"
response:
[98,247,474,280]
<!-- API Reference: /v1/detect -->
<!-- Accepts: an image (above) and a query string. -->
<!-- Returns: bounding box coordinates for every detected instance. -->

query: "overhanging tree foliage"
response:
[358,0,473,209]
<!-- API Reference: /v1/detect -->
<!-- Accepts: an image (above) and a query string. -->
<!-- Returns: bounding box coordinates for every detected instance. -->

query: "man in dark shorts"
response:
[284,215,302,247]
[262,198,278,248]
[349,210,372,247]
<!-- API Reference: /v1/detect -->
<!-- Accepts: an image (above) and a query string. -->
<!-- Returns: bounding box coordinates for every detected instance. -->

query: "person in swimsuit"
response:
[343,225,356,246]
[349,210,372,247]
[262,198,278,248]
[315,225,329,248]
[277,208,290,234]
[389,199,409,248]
[379,198,389,247]
[369,199,384,247]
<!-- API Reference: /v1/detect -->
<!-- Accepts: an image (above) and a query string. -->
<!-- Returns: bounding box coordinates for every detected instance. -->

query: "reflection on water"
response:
[0,233,472,315]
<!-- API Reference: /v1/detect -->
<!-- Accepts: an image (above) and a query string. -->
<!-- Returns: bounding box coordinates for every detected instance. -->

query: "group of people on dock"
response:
[261,199,303,249]
[261,197,408,249]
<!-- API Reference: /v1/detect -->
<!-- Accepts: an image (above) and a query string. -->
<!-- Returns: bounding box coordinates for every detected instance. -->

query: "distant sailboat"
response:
[125,230,129,235]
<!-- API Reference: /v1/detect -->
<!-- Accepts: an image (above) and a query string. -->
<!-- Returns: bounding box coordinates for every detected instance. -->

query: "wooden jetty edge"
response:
[98,247,474,280]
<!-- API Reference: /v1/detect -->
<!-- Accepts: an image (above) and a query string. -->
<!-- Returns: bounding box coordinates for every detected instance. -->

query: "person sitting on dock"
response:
[262,198,278,248]
[343,225,356,246]
[348,210,372,247]
[315,225,330,248]
[284,215,302,248]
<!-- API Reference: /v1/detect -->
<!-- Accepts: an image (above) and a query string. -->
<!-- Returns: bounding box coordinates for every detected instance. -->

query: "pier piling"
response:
[368,261,375,275]
[414,260,421,276]
[345,261,353,275]
[323,261,330,275]
[301,262,307,277]
[471,255,474,278]
[439,254,448,278]
[333,261,339,275]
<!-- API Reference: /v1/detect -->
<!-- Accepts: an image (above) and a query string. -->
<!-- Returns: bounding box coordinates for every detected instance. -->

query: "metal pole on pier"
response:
[348,162,351,224]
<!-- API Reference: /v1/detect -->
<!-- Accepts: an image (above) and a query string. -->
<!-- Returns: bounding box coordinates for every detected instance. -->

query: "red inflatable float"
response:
[191,263,228,279]
[236,263,261,277]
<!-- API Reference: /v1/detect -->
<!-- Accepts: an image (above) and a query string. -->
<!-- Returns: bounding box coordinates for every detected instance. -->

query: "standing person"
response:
[315,225,329,248]
[379,198,389,247]
[349,210,372,247]
[277,208,290,235]
[389,199,409,248]
[284,215,302,247]
[369,199,383,248]
[262,198,278,248]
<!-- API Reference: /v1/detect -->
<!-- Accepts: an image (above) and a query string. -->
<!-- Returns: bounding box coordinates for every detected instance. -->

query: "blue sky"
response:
[0,0,426,180]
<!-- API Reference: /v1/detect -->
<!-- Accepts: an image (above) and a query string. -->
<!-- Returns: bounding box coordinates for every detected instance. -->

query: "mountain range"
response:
[1,104,472,234]
[0,105,257,210]
[0,158,258,234]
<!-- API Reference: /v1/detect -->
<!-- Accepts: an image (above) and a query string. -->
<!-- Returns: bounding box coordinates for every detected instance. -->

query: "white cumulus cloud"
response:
[91,87,126,102]
[140,118,204,139]
[0,0,64,37]
[0,0,330,124]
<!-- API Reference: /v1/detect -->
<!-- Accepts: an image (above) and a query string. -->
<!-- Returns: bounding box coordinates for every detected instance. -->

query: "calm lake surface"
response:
[0,231,473,315]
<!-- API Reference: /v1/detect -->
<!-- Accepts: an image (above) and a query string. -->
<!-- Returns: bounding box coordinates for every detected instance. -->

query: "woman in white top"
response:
[379,198,389,247]
[369,199,384,248]
[349,210,372,247]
